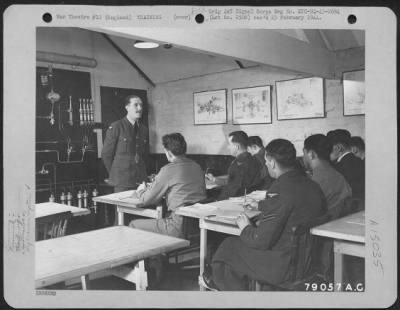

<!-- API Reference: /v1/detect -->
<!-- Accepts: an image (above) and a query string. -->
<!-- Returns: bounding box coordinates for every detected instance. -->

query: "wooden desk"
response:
[310,211,365,291]
[35,226,189,290]
[176,194,263,291]
[92,190,163,225]
[35,202,90,218]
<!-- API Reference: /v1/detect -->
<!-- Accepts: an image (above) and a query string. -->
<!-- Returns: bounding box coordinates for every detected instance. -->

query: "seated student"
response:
[247,136,274,190]
[327,129,365,201]
[203,139,326,291]
[130,133,206,238]
[303,134,352,219]
[206,131,263,201]
[349,136,365,161]
[303,134,353,281]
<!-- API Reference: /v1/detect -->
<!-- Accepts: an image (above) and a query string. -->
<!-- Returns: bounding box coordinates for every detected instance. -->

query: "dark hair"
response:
[326,129,351,148]
[125,95,142,106]
[349,136,365,151]
[228,131,249,149]
[304,134,332,161]
[265,139,296,168]
[248,136,264,148]
[162,133,187,156]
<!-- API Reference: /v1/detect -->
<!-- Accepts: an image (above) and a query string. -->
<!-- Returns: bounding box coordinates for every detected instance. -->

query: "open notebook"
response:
[205,209,260,225]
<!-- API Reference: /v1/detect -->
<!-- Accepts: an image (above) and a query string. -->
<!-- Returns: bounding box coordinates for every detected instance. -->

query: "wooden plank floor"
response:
[45,260,200,291]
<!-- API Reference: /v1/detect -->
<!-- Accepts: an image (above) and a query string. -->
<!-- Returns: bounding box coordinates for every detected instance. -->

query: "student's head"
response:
[264,139,297,178]
[125,95,143,122]
[228,131,249,157]
[247,136,264,155]
[326,129,351,162]
[162,133,187,162]
[303,134,332,170]
[349,136,365,160]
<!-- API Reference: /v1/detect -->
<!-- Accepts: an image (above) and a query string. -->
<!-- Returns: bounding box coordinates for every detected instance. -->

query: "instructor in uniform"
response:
[102,95,148,193]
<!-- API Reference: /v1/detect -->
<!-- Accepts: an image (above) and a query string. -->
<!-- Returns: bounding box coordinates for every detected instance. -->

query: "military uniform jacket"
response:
[312,163,352,219]
[101,117,148,188]
[335,153,365,199]
[254,149,274,190]
[212,169,326,284]
[218,152,263,200]
[139,156,207,212]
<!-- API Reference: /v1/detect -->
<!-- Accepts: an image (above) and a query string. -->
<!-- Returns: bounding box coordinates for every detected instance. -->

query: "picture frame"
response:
[343,69,365,116]
[276,77,325,120]
[232,85,272,125]
[193,89,227,125]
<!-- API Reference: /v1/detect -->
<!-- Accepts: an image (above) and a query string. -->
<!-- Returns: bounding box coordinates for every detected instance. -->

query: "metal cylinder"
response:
[66,191,72,206]
[83,189,88,208]
[77,190,82,208]
[60,191,66,204]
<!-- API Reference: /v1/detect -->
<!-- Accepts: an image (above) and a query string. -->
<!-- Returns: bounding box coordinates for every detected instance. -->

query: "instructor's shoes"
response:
[201,268,219,291]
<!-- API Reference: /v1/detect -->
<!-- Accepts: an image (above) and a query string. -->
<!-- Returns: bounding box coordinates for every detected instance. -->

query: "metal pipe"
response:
[36,149,96,163]
[41,162,57,196]
[37,51,97,68]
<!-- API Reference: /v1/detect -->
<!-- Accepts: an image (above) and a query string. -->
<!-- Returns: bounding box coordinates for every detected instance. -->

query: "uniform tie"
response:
[134,122,140,163]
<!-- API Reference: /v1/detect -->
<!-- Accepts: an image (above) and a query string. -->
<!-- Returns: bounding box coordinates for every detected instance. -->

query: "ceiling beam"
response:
[303,30,329,49]
[100,33,156,88]
[94,28,336,78]
[334,46,365,78]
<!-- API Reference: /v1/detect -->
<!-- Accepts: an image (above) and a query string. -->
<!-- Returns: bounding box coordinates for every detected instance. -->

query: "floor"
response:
[51,259,201,291]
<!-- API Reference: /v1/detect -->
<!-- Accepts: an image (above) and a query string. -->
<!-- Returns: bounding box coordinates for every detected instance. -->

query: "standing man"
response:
[206,131,263,201]
[102,95,148,193]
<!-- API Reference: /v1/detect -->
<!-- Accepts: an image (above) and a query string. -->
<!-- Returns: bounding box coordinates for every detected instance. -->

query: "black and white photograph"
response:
[3,5,397,309]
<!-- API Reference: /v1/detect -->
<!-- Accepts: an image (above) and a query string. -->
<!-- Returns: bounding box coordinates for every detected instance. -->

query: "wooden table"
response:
[35,226,189,290]
[310,211,365,291]
[92,190,163,225]
[176,193,264,291]
[35,202,90,218]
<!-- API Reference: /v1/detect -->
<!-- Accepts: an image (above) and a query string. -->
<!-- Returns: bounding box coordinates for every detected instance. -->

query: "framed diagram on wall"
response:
[232,85,272,124]
[193,89,227,125]
[343,69,365,116]
[276,77,325,120]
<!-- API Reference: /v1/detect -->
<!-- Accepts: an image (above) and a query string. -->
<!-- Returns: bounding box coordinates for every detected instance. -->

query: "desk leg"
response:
[117,207,124,226]
[334,240,343,292]
[81,275,90,290]
[135,260,148,290]
[199,221,207,291]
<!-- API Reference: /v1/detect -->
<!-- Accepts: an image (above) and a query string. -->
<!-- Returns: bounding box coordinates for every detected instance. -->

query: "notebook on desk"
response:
[205,209,260,225]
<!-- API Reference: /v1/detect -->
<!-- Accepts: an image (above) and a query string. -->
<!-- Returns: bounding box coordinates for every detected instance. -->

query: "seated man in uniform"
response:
[303,134,353,281]
[303,134,352,219]
[206,131,263,201]
[247,136,274,190]
[349,136,365,161]
[130,133,206,238]
[203,139,326,291]
[327,129,365,202]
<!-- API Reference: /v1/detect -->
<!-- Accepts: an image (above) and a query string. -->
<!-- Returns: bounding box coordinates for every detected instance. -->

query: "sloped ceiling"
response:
[88,27,364,85]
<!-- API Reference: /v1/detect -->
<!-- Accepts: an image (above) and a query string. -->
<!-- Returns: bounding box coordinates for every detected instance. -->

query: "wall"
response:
[36,27,152,155]
[150,65,365,155]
